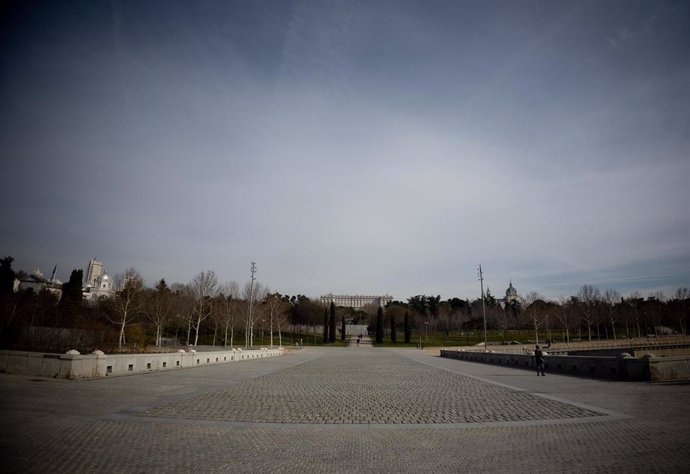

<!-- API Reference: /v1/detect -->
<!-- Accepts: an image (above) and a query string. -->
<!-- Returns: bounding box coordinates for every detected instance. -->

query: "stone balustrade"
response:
[440,348,690,382]
[0,347,284,379]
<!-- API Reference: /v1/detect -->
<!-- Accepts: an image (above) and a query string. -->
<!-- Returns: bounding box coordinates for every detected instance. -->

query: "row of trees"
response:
[386,286,690,344]
[374,306,412,344]
[1,258,301,352]
[1,256,689,351]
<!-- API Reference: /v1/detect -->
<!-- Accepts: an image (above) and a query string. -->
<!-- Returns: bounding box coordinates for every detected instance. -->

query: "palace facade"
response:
[320,294,393,309]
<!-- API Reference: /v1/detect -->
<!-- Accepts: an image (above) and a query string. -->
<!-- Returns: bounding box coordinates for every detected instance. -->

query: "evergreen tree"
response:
[59,269,83,325]
[375,307,384,343]
[329,302,336,343]
[404,310,411,343]
[0,256,15,296]
[390,311,397,343]
[341,312,346,341]
[60,269,83,308]
[323,307,329,343]
[155,278,168,292]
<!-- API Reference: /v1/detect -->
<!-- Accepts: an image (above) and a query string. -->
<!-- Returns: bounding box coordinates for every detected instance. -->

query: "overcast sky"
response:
[1,0,689,301]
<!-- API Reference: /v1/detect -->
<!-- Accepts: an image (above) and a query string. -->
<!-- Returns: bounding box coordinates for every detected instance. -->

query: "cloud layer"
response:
[2,0,689,300]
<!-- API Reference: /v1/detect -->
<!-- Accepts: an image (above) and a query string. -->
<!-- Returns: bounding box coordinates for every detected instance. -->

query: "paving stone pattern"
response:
[2,346,690,473]
[146,350,599,424]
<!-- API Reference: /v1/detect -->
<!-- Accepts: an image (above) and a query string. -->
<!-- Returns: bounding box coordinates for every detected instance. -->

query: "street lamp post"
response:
[247,262,256,348]
[478,265,488,351]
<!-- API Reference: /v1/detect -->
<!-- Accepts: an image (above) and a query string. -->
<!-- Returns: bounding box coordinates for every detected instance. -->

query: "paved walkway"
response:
[1,347,689,472]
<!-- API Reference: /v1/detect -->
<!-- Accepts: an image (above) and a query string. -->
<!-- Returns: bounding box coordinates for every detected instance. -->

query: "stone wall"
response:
[440,349,690,382]
[0,347,284,379]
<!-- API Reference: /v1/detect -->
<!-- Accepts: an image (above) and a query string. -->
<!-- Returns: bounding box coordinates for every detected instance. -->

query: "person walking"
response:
[535,345,546,376]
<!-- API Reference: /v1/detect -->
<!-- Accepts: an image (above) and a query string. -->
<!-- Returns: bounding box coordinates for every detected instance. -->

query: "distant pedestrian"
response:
[535,345,545,376]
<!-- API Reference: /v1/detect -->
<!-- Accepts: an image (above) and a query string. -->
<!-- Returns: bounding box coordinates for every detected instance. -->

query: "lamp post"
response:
[247,262,256,348]
[478,264,488,352]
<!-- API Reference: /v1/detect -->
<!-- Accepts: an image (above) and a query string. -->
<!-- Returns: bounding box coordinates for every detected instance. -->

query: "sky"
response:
[1,0,689,302]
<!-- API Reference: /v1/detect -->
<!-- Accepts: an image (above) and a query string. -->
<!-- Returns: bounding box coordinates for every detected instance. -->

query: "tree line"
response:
[383,286,690,345]
[1,256,688,351]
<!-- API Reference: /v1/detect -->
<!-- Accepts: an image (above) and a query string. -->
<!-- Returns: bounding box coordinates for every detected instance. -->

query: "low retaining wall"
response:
[440,349,690,382]
[0,347,284,379]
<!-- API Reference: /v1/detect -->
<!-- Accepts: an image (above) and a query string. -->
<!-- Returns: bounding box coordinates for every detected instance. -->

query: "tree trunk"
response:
[119,321,126,349]
[193,317,201,347]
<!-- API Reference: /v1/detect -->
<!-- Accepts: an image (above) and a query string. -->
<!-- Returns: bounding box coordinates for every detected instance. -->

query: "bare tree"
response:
[524,291,546,344]
[107,268,144,350]
[645,292,664,337]
[243,281,267,346]
[603,289,621,341]
[670,288,689,337]
[577,284,600,342]
[626,291,643,338]
[263,292,289,349]
[189,271,219,347]
[557,297,573,345]
[169,283,194,345]
[144,279,175,348]
[213,281,241,348]
[275,303,288,347]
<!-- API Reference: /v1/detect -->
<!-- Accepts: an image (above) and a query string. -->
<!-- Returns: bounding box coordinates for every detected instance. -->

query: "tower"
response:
[85,259,103,288]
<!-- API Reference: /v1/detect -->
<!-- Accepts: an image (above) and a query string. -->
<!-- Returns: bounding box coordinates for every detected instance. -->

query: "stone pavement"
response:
[1,346,689,473]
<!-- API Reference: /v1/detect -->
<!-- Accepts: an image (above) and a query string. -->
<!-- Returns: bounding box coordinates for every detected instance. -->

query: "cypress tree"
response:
[323,307,329,344]
[0,256,16,296]
[404,310,411,343]
[390,312,397,343]
[60,269,84,308]
[375,307,384,343]
[329,302,336,343]
[341,312,346,341]
[59,269,84,325]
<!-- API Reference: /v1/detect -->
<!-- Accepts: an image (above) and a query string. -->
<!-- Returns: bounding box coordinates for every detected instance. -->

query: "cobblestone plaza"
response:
[2,347,689,472]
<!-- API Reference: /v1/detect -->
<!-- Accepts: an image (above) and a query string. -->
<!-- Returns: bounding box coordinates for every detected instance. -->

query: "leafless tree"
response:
[213,281,241,348]
[603,289,621,341]
[626,291,643,338]
[243,281,267,346]
[169,283,194,345]
[556,297,573,345]
[189,271,219,346]
[577,284,600,342]
[645,292,665,337]
[524,291,546,344]
[670,288,689,337]
[107,268,144,350]
[263,292,289,348]
[144,279,175,348]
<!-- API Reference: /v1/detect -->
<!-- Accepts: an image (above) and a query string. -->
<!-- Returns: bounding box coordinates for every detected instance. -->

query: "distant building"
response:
[84,258,103,288]
[320,294,393,309]
[83,258,115,301]
[498,281,524,308]
[18,268,62,298]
